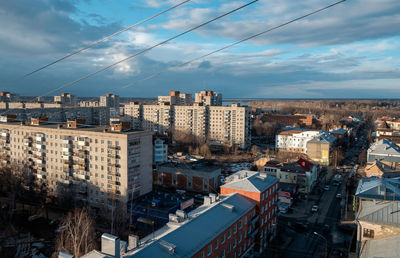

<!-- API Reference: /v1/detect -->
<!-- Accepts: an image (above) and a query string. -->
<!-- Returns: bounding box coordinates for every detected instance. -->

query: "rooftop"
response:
[157,160,221,174]
[222,170,279,193]
[358,200,400,227]
[128,193,255,257]
[368,139,400,156]
[356,177,400,201]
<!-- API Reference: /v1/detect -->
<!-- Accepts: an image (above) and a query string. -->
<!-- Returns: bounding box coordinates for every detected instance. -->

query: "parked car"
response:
[336,193,342,199]
[311,205,319,212]
[324,185,330,191]
[323,224,330,233]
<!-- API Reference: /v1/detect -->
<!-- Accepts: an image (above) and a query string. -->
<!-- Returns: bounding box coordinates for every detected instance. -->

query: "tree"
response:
[199,144,212,159]
[55,208,97,257]
[251,145,260,156]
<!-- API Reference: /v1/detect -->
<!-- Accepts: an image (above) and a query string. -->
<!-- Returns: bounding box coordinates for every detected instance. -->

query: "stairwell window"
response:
[207,245,212,256]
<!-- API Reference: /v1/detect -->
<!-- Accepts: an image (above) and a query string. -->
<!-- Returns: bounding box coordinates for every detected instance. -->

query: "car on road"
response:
[311,205,319,212]
[336,193,342,199]
[323,224,330,233]
[324,185,330,191]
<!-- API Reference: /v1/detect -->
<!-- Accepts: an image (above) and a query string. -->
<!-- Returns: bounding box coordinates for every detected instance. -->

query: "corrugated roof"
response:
[358,200,400,227]
[356,177,400,201]
[221,171,279,193]
[129,193,255,257]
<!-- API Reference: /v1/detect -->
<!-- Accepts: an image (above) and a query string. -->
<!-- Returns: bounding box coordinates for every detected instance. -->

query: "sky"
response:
[0,0,400,99]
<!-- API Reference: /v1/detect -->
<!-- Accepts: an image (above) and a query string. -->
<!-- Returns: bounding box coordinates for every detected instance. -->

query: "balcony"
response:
[108,145,120,150]
[62,147,73,153]
[107,171,120,177]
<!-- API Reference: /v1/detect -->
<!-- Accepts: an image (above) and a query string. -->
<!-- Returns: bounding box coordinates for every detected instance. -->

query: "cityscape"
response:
[0,1,400,258]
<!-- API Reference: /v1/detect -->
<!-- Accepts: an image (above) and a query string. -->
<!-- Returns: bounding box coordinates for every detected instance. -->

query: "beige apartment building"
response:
[124,102,251,148]
[0,120,153,213]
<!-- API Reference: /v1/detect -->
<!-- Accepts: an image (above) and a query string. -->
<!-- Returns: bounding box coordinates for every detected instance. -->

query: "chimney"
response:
[176,209,187,220]
[101,233,120,257]
[110,121,131,132]
[203,196,211,205]
[30,116,48,126]
[67,119,85,128]
[58,252,74,258]
[128,235,139,250]
[209,193,216,203]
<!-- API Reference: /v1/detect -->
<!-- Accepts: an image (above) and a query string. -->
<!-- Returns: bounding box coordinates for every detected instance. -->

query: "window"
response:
[238,234,242,243]
[233,239,237,248]
[239,220,242,229]
[221,250,225,258]
[244,216,247,225]
[215,239,219,250]
[261,193,264,201]
[234,224,237,234]
[228,230,231,239]
[221,234,225,244]
[200,251,204,258]
[207,245,212,256]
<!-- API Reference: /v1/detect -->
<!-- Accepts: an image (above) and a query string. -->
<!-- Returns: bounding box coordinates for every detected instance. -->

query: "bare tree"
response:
[55,208,97,257]
[251,145,260,156]
[199,144,212,159]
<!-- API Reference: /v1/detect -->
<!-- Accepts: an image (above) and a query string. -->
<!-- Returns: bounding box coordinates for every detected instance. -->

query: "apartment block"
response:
[0,120,153,213]
[207,104,251,148]
[154,138,168,164]
[158,90,193,106]
[124,102,251,148]
[100,93,120,110]
[195,90,222,106]
[0,106,110,126]
[54,93,77,106]
[0,91,19,102]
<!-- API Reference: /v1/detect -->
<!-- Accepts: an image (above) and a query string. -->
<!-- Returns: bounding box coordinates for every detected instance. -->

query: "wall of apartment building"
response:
[0,123,152,212]
[172,105,208,139]
[306,141,330,165]
[124,103,251,148]
[192,208,256,258]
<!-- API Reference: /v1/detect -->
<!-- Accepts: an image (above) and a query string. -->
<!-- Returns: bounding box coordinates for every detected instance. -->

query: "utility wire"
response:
[38,0,259,99]
[1,0,191,88]
[119,0,346,90]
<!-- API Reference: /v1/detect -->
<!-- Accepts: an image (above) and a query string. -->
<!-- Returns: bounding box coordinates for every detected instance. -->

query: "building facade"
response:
[153,161,221,193]
[0,120,153,213]
[100,93,120,110]
[153,138,168,164]
[194,90,222,106]
[124,102,251,148]
[158,91,193,106]
[54,93,77,106]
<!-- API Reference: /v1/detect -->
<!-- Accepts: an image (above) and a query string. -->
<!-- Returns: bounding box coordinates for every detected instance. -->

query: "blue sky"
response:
[0,0,399,98]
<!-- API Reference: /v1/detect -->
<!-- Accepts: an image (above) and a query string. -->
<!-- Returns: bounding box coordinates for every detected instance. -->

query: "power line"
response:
[1,0,191,87]
[37,0,259,99]
[118,0,346,91]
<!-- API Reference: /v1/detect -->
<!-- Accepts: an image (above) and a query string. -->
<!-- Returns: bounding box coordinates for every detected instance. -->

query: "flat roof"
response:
[157,161,221,173]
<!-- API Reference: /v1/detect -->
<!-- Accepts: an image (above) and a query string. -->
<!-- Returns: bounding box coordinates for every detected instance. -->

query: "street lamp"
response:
[313,231,327,258]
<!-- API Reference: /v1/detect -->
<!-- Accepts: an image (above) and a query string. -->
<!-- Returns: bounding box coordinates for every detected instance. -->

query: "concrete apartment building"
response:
[355,177,400,258]
[100,93,120,110]
[153,161,221,193]
[158,90,193,106]
[153,138,168,164]
[81,171,278,258]
[125,100,251,148]
[0,119,153,213]
[54,93,77,106]
[194,90,222,106]
[0,91,19,102]
[0,106,110,126]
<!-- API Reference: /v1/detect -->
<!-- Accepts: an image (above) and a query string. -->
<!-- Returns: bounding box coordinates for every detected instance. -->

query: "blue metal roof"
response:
[356,177,400,201]
[129,193,255,257]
